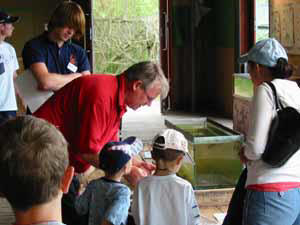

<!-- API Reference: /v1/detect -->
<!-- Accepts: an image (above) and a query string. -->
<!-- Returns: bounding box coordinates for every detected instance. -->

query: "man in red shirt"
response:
[34,61,169,184]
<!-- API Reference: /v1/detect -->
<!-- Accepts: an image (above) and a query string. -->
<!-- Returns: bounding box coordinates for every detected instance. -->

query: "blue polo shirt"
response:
[22,32,90,74]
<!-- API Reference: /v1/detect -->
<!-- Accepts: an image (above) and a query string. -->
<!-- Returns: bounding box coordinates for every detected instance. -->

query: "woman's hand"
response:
[239,147,250,164]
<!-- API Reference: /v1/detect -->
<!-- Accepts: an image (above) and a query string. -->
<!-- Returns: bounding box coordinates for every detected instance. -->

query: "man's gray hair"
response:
[124,61,169,99]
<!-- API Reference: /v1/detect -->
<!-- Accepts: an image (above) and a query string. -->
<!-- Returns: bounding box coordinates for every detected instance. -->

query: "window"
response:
[256,0,269,41]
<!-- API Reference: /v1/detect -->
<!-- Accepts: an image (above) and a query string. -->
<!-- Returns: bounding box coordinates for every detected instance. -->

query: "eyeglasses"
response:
[144,89,156,103]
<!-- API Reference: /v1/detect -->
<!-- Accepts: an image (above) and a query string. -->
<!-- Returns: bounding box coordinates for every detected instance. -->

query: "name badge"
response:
[67,62,78,73]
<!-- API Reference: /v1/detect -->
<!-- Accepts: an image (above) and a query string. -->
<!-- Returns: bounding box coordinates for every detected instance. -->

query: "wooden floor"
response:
[0,198,227,225]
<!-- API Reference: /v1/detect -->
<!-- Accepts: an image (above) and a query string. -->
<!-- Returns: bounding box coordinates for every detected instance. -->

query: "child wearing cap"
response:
[0,11,22,125]
[75,136,143,225]
[132,129,201,225]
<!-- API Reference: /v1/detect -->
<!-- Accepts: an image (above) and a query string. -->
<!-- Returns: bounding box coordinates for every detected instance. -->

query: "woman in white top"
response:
[238,38,300,225]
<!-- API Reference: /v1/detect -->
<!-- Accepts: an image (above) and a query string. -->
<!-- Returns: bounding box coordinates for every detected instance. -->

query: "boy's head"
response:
[48,1,85,40]
[152,129,194,165]
[0,116,73,211]
[0,11,19,38]
[99,137,143,176]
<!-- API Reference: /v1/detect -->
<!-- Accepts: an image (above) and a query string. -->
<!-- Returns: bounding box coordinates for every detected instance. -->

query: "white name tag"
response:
[67,62,78,73]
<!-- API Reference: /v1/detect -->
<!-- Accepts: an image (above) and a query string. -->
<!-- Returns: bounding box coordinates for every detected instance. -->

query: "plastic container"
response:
[165,118,243,189]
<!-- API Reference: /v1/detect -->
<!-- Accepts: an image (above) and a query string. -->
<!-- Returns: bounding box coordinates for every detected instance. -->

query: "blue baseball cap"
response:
[99,136,143,174]
[0,11,19,24]
[238,38,288,67]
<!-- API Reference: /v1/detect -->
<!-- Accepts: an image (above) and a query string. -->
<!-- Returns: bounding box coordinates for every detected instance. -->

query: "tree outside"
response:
[93,0,159,74]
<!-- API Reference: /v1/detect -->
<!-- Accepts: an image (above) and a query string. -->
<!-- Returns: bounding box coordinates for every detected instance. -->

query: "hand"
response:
[132,157,156,175]
[239,147,249,164]
[124,159,156,187]
[124,166,149,187]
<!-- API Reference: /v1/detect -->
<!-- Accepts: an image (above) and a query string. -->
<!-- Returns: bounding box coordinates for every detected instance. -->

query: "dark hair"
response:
[152,136,184,162]
[0,116,68,211]
[98,144,130,176]
[269,58,293,79]
[48,1,85,40]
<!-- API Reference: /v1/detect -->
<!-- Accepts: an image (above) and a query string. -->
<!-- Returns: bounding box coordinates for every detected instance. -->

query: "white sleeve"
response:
[187,186,201,225]
[8,44,19,72]
[244,84,274,160]
[10,45,19,71]
[13,49,20,71]
[131,186,140,225]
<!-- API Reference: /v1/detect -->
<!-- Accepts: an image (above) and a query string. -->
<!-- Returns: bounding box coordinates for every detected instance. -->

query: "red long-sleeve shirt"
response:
[34,74,127,173]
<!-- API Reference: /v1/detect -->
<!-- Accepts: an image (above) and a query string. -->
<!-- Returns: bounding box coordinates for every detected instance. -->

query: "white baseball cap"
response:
[238,38,288,67]
[153,129,194,164]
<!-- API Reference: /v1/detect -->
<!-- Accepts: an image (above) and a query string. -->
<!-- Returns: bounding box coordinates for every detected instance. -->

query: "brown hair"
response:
[0,116,68,211]
[152,136,184,162]
[249,58,293,79]
[123,61,169,99]
[48,1,86,40]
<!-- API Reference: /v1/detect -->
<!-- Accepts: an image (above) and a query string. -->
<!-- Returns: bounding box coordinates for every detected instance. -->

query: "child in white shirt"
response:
[132,129,201,225]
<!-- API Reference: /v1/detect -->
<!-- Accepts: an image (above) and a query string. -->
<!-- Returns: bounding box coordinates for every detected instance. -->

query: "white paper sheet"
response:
[15,70,53,113]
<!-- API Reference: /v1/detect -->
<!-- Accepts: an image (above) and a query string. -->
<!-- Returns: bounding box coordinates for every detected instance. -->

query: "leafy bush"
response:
[93,0,159,74]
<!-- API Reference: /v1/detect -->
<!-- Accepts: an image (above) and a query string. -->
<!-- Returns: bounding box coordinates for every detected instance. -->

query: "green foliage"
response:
[94,0,158,18]
[256,28,269,42]
[93,0,159,74]
[234,77,253,98]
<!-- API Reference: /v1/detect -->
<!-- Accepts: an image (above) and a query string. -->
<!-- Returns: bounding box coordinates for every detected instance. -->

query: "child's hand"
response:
[132,157,155,170]
[140,161,156,174]
[125,164,154,187]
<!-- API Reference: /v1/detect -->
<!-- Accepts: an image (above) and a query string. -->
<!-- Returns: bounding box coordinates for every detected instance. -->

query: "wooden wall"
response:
[270,0,300,79]
[1,0,62,71]
[1,0,62,114]
[211,0,236,117]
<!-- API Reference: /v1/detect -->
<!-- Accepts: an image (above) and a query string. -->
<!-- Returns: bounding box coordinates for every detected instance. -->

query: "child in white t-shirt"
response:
[0,11,21,125]
[132,129,201,225]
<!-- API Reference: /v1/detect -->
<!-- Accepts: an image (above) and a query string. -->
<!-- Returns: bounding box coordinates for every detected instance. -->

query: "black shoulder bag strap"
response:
[266,81,284,110]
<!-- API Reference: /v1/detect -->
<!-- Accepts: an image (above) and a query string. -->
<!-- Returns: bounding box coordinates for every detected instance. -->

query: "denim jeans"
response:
[243,188,300,225]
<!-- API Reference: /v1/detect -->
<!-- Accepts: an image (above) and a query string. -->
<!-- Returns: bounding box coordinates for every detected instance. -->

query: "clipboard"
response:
[15,70,53,113]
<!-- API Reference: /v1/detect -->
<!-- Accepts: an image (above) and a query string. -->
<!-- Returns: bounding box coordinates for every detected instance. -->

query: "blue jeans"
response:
[0,111,16,126]
[243,188,300,225]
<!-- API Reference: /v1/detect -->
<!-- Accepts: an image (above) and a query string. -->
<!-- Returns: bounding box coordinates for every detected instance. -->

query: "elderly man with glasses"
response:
[34,61,169,184]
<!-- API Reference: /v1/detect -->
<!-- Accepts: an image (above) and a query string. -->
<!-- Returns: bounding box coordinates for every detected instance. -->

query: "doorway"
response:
[91,0,163,141]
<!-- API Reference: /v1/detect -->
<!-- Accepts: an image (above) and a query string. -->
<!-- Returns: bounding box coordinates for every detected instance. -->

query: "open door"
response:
[72,0,94,72]
[160,0,195,113]
[159,0,171,113]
